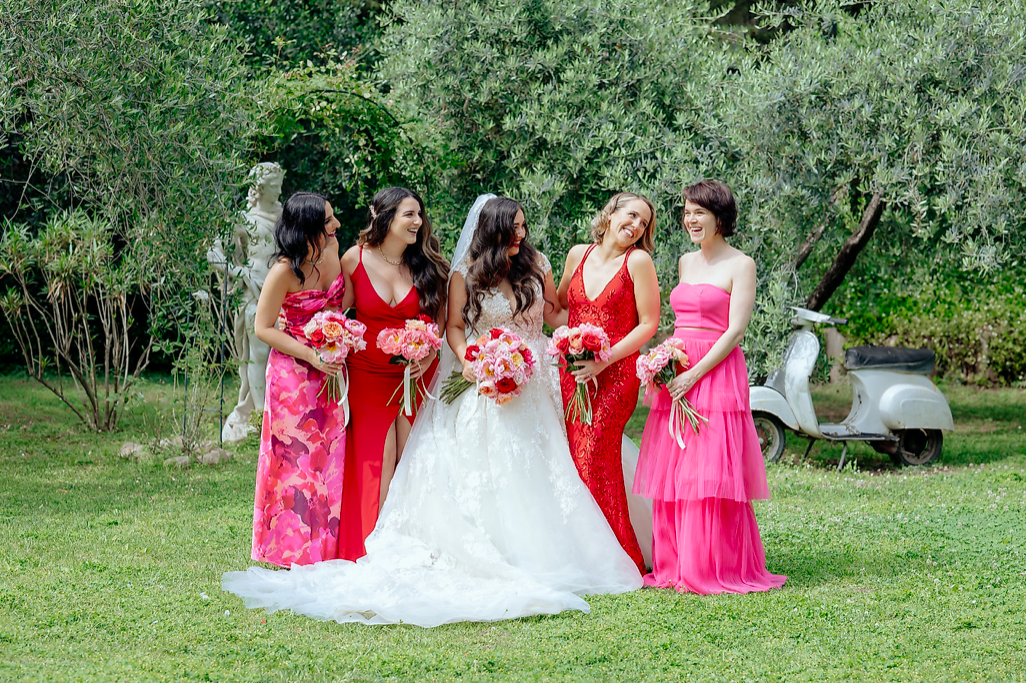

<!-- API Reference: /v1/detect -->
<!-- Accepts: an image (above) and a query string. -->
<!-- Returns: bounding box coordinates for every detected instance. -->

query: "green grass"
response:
[1,375,1025,681]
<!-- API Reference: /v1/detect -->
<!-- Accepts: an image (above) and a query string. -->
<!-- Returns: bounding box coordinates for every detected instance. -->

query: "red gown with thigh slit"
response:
[338,247,438,560]
[560,244,647,573]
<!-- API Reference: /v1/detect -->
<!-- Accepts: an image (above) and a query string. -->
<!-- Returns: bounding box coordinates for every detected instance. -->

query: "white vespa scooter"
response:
[750,307,954,469]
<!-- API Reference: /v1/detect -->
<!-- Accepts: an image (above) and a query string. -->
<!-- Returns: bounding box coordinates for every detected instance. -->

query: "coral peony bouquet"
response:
[302,310,367,403]
[440,328,535,405]
[377,315,443,416]
[546,323,612,424]
[636,337,708,446]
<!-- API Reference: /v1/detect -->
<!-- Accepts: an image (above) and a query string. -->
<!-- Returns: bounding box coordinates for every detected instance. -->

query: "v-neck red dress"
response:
[339,247,439,560]
[559,244,646,573]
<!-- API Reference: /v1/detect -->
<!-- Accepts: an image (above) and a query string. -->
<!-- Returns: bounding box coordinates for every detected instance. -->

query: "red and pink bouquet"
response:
[546,323,612,424]
[376,315,443,416]
[440,328,536,405]
[302,310,367,403]
[636,337,708,447]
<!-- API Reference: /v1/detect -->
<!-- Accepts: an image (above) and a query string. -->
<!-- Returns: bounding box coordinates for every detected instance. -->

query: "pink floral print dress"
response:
[251,271,347,567]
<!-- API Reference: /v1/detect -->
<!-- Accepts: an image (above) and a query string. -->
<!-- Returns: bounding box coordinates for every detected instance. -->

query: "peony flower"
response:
[478,381,498,399]
[496,377,517,394]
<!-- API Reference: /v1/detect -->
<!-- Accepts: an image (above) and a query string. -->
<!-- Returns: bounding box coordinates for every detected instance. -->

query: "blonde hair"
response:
[590,192,657,252]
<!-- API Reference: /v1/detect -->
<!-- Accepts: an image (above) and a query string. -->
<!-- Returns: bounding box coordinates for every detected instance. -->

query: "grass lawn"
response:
[1,374,1024,681]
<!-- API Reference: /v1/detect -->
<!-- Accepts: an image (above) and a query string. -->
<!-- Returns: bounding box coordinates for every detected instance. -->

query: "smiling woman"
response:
[249,192,348,567]
[337,187,450,560]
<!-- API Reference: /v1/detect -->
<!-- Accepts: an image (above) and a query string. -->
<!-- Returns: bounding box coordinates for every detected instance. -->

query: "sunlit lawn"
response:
[1,374,1024,681]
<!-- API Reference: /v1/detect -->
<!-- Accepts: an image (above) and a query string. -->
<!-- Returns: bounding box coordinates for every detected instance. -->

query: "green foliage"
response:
[0,212,155,431]
[257,52,433,246]
[712,0,1026,277]
[1,0,259,292]
[835,267,1026,386]
[2,377,1026,679]
[375,0,713,251]
[206,0,381,68]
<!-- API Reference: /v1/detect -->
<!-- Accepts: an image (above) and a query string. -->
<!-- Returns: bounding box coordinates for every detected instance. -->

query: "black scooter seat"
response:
[844,345,936,374]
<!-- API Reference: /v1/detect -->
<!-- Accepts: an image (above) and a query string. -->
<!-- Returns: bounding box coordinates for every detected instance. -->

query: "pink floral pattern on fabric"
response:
[251,272,347,567]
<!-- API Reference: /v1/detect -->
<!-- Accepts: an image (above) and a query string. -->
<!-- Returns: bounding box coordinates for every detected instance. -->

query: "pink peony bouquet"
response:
[376,315,443,416]
[302,310,367,403]
[546,323,613,424]
[636,337,708,447]
[440,328,536,405]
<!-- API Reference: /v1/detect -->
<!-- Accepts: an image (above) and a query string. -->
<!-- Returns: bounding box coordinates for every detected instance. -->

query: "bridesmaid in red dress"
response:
[556,192,661,574]
[338,187,449,560]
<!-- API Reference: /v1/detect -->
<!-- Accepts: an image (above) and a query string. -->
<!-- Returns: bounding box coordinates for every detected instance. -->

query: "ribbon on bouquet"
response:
[668,398,687,450]
[402,364,413,416]
[338,369,351,426]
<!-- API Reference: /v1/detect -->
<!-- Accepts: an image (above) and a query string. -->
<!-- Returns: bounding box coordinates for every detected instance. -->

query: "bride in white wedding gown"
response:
[222,195,643,627]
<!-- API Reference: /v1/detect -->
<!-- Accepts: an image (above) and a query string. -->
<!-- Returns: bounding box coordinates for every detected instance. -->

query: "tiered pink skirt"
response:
[635,329,786,594]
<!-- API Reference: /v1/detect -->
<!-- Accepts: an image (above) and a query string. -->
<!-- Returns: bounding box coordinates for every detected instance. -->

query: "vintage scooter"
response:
[750,307,954,469]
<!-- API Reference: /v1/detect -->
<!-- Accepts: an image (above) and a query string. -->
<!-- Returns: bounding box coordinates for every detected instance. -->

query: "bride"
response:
[222,195,643,627]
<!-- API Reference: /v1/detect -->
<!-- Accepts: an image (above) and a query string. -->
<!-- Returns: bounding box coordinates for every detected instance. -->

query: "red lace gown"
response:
[559,244,646,573]
[252,271,347,567]
[338,247,439,560]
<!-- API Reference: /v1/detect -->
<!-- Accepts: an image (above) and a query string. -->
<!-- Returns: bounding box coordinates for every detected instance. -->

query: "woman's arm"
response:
[337,246,359,312]
[255,262,344,376]
[668,256,756,401]
[569,250,661,382]
[556,245,586,309]
[446,272,476,381]
[542,268,565,329]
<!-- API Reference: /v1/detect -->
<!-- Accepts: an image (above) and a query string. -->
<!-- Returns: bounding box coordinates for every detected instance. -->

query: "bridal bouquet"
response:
[303,311,367,403]
[546,323,612,424]
[440,328,536,405]
[377,315,443,416]
[636,337,708,447]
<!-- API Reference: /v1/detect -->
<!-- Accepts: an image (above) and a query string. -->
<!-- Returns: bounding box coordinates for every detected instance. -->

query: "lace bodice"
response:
[453,253,551,343]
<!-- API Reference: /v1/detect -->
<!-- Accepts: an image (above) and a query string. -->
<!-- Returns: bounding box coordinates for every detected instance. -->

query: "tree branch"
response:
[805,191,885,311]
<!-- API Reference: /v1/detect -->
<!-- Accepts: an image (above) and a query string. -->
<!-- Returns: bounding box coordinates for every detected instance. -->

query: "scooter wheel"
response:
[893,429,943,466]
[752,412,786,463]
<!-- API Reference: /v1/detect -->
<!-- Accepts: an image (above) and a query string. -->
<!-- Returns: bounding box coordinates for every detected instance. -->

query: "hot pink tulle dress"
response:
[634,282,786,594]
[251,271,347,567]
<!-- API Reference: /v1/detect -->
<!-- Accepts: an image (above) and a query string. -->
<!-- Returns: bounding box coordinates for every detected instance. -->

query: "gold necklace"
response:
[378,246,403,267]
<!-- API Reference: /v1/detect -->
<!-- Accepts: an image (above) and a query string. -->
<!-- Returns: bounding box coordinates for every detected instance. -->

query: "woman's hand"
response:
[307,347,345,377]
[570,358,609,390]
[667,366,702,401]
[410,353,436,380]
[461,359,476,383]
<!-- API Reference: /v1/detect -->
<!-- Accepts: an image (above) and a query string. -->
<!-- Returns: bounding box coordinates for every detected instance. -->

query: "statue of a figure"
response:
[209,162,284,442]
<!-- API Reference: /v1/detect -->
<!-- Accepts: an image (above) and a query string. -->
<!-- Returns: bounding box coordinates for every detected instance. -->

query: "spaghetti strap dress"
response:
[634,282,787,594]
[560,244,646,573]
[338,247,439,560]
[251,271,348,567]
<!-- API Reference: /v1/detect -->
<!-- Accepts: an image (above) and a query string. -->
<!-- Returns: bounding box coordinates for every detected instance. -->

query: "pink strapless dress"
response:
[634,282,786,594]
[251,272,347,567]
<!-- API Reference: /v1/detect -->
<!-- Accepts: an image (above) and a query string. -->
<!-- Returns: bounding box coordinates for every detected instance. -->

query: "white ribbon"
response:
[402,364,413,417]
[338,370,351,426]
[668,399,687,450]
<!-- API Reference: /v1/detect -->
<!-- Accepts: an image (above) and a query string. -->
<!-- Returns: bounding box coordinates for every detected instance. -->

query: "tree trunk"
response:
[793,220,828,271]
[805,191,884,311]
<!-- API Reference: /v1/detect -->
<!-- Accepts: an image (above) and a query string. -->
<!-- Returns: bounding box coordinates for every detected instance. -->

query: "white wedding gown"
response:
[222,255,643,627]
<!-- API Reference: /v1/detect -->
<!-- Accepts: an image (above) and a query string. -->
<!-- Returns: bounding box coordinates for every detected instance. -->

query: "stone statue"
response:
[208,162,283,442]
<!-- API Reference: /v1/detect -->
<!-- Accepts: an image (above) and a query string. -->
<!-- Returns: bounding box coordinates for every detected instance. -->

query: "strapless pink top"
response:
[671,282,730,331]
[281,271,347,337]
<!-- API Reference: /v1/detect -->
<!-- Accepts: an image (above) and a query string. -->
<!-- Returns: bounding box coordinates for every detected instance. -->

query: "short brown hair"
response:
[682,180,737,237]
[590,192,657,252]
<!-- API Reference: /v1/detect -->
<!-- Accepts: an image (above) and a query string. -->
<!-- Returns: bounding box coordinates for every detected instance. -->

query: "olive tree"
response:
[0,0,259,430]
[708,0,1026,312]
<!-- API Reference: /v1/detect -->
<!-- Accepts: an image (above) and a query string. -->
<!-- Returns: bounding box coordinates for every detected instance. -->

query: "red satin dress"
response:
[338,247,439,560]
[559,244,646,573]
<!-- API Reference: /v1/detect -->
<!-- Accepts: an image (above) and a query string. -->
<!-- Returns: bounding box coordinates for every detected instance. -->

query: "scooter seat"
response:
[844,345,936,374]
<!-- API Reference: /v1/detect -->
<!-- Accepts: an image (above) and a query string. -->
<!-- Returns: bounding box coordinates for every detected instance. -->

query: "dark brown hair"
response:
[272,191,329,285]
[683,180,737,237]
[462,197,545,329]
[359,187,449,320]
[590,192,657,252]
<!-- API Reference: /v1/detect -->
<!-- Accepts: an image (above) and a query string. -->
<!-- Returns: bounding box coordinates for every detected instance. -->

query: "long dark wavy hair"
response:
[462,197,545,329]
[358,187,449,320]
[271,191,329,285]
